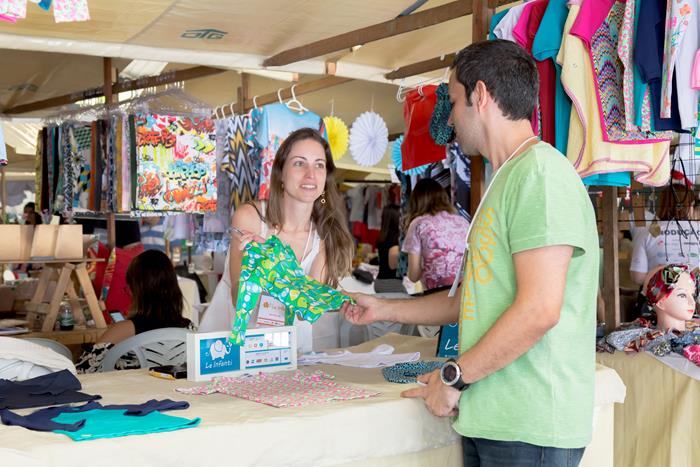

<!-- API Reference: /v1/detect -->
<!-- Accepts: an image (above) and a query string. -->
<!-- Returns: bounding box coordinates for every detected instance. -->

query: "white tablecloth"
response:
[1,334,625,466]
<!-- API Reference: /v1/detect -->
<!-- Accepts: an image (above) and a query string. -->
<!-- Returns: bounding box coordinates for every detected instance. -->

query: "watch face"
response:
[442,362,458,384]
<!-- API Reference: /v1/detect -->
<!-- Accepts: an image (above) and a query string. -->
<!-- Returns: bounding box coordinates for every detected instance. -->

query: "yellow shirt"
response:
[558,3,670,186]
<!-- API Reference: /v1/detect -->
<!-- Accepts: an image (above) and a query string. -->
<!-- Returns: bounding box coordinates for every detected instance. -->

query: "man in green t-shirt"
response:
[342,40,598,466]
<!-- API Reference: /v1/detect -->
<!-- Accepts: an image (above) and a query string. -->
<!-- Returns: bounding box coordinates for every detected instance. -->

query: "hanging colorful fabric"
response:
[218,115,260,209]
[402,86,447,170]
[53,0,89,22]
[349,111,388,167]
[135,114,217,213]
[430,83,454,145]
[323,116,349,161]
[232,235,353,344]
[391,135,429,176]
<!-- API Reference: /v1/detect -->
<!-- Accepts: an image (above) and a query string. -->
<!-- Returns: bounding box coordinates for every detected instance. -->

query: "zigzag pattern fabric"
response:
[590,1,665,141]
[219,115,260,210]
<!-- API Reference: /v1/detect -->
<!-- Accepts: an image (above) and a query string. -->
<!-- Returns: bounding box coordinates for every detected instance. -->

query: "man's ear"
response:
[472,80,490,111]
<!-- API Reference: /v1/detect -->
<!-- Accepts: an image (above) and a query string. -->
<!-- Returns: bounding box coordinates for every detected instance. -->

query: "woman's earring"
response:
[320,191,326,205]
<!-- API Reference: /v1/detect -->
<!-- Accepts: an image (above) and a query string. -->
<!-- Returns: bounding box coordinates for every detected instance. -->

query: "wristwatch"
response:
[440,358,470,391]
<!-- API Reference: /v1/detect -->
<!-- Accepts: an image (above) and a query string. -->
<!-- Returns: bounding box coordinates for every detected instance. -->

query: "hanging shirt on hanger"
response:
[254,103,326,200]
[401,86,446,171]
[635,0,685,132]
[559,1,671,186]
[134,114,217,213]
[493,3,530,42]
[533,0,570,153]
[618,0,654,132]
[448,143,472,222]
[664,0,699,129]
[219,115,260,210]
[525,0,556,146]
[571,0,669,143]
[488,8,511,40]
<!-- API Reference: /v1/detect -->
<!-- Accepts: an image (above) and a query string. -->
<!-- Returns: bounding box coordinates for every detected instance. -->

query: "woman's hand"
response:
[233,228,266,250]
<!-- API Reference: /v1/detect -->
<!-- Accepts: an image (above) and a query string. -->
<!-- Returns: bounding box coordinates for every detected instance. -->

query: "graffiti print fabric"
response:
[135,114,217,213]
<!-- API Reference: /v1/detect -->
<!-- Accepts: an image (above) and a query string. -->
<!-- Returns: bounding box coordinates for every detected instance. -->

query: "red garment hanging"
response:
[401,86,446,170]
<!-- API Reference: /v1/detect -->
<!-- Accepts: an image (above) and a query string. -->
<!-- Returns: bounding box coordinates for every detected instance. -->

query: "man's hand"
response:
[401,370,461,417]
[339,293,389,325]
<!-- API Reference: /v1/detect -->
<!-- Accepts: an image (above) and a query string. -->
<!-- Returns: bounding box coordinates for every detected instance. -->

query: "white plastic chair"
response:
[99,328,187,372]
[24,338,73,361]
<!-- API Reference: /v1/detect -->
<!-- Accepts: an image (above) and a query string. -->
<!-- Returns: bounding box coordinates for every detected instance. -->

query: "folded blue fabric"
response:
[0,399,199,441]
[382,361,443,384]
[0,370,100,409]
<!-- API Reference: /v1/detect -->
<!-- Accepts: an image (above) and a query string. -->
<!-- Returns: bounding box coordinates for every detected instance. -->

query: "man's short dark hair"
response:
[24,202,36,211]
[452,40,538,121]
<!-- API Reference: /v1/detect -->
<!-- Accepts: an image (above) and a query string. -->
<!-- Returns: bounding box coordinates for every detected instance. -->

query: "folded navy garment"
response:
[0,370,100,410]
[1,399,194,435]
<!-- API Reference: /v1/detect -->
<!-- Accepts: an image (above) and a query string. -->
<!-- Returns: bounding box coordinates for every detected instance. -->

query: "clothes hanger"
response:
[277,88,284,104]
[286,84,308,114]
[246,95,260,118]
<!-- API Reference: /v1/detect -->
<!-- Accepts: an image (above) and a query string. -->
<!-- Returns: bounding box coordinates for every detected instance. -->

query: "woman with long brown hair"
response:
[199,128,354,351]
[402,178,469,290]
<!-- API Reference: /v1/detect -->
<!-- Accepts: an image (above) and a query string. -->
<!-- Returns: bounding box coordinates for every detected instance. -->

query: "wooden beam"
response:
[113,66,224,93]
[263,0,472,67]
[385,53,456,80]
[103,58,117,250]
[103,58,114,105]
[631,180,646,227]
[4,65,224,114]
[218,76,353,119]
[0,167,5,221]
[601,186,620,332]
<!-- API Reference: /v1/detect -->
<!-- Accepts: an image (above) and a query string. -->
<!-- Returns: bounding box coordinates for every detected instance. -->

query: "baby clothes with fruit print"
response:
[232,235,352,344]
[176,371,379,408]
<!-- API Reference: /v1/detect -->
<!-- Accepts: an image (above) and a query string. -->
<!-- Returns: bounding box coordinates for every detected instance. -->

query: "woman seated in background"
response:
[630,179,700,285]
[376,203,400,280]
[76,249,191,373]
[402,178,469,291]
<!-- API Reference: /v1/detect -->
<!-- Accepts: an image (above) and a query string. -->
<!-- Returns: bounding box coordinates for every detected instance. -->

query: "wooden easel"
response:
[24,259,107,332]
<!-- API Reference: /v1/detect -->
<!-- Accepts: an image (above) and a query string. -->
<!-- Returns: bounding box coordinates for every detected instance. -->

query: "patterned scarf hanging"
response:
[219,115,261,210]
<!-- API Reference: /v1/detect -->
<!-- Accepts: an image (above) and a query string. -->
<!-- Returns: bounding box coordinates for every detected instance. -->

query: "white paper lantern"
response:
[349,111,389,167]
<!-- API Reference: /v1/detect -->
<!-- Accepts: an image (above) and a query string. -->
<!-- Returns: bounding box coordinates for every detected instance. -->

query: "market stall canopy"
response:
[0,0,482,96]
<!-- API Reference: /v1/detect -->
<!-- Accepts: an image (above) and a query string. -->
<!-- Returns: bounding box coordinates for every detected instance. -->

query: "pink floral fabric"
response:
[683,344,700,367]
[402,211,469,290]
[661,0,693,118]
[53,0,90,23]
[176,371,380,408]
[0,0,26,19]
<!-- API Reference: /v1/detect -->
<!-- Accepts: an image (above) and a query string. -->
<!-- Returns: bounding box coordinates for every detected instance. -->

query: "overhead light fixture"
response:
[351,44,363,52]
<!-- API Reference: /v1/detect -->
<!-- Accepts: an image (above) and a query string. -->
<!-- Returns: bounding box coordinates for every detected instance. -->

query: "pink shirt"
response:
[402,211,469,290]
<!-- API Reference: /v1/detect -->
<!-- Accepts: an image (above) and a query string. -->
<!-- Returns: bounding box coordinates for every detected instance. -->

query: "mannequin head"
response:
[645,264,697,331]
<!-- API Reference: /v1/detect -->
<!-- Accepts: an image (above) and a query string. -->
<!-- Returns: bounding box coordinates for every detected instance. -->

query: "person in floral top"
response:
[402,178,469,290]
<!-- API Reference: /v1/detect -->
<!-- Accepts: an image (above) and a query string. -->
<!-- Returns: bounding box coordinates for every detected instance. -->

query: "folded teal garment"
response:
[232,235,352,344]
[53,409,200,442]
[582,172,630,187]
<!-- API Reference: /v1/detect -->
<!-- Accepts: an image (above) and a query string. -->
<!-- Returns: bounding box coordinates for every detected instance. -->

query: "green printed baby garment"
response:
[232,235,352,344]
